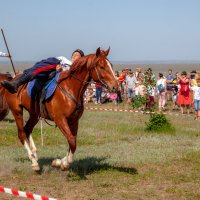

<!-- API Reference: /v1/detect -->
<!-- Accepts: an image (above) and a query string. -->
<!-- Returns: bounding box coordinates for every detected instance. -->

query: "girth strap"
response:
[55,81,82,110]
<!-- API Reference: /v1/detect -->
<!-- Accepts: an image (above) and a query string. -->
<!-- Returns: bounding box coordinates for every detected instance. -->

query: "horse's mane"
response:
[58,54,96,83]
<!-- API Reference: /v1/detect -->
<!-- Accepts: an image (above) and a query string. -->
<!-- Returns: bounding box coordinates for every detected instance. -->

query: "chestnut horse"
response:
[0,48,118,171]
[0,73,12,120]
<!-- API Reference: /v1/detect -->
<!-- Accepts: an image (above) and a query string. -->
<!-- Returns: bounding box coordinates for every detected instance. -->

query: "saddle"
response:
[27,72,61,119]
[27,72,61,101]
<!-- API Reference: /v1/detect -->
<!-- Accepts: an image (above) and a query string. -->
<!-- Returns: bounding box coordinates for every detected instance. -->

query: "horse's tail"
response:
[0,86,9,121]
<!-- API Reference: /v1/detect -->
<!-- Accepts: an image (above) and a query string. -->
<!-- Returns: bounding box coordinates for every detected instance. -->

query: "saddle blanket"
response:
[27,72,61,100]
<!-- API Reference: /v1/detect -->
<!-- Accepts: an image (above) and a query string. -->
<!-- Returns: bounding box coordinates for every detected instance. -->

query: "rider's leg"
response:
[1,73,34,94]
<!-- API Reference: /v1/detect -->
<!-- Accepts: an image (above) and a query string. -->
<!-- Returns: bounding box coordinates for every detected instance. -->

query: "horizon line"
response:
[1,59,200,64]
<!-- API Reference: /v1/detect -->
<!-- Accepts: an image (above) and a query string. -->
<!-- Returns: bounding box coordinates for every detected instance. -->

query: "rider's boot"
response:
[1,73,33,94]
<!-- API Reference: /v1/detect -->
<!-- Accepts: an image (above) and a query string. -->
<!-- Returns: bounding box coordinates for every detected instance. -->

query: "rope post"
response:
[40,118,44,146]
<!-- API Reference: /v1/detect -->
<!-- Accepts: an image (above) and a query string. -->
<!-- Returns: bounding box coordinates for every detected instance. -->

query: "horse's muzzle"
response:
[109,86,118,93]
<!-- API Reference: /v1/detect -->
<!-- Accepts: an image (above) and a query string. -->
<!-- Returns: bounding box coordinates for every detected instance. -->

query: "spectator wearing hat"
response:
[177,71,192,114]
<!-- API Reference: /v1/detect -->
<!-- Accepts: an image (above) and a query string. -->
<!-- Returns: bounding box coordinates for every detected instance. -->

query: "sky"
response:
[0,0,200,62]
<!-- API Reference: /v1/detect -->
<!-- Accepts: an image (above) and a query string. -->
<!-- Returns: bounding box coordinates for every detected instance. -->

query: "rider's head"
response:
[71,49,84,63]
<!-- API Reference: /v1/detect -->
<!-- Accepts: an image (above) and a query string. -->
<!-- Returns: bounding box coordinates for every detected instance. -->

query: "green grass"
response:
[1,107,200,199]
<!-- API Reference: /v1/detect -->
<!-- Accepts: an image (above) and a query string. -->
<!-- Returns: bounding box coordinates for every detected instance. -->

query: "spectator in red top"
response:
[119,70,126,83]
[177,71,192,114]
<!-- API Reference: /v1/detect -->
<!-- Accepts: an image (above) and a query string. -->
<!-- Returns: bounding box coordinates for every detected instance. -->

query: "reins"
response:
[71,63,109,89]
[55,59,110,110]
[94,66,109,88]
[55,81,82,110]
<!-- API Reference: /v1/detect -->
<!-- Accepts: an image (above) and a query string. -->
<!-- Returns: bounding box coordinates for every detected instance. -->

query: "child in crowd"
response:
[108,93,118,104]
[101,88,110,103]
[134,80,146,110]
[146,85,155,108]
[134,80,146,96]
[134,81,140,96]
[84,86,95,104]
[191,78,200,120]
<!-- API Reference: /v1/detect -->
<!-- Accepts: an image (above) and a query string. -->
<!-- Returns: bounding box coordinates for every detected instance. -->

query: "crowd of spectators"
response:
[84,67,200,119]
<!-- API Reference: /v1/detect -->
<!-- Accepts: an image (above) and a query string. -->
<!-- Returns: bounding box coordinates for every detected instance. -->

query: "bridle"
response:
[93,66,109,88]
[69,59,110,89]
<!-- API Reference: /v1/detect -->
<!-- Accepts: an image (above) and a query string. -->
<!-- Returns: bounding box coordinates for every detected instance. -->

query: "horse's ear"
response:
[96,47,101,57]
[104,47,110,56]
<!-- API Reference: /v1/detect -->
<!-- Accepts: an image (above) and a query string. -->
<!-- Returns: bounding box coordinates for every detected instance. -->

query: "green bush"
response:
[145,113,175,133]
[131,95,148,109]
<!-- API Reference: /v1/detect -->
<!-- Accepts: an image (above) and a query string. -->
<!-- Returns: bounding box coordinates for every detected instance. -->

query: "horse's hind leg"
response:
[52,117,77,171]
[12,108,40,171]
[24,114,39,161]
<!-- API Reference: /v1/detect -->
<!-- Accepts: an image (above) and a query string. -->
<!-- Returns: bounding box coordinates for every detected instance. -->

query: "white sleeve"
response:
[0,52,7,57]
[56,56,72,70]
[191,86,196,91]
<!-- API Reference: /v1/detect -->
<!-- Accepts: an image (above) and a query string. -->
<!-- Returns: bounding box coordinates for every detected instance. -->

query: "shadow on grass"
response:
[3,117,15,123]
[38,156,138,179]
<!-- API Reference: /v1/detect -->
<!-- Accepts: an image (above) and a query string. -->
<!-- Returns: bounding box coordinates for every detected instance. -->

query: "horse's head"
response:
[89,47,118,92]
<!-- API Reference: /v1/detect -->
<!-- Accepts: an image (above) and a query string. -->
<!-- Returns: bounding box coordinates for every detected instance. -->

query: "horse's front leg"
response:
[52,117,77,171]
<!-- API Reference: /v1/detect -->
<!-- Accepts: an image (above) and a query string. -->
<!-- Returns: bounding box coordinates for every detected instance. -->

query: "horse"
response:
[0,73,12,120]
[0,48,118,171]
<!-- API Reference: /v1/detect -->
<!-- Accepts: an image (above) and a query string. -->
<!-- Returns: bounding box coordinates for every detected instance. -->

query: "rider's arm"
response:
[56,56,72,71]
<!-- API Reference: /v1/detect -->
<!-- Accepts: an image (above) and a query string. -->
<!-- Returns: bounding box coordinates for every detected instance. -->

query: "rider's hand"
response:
[56,65,63,72]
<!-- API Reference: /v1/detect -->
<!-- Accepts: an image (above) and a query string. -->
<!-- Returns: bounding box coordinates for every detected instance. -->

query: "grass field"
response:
[0,103,200,200]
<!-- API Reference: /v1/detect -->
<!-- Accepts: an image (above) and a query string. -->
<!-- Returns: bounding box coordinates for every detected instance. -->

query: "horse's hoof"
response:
[32,165,40,171]
[52,159,61,167]
[60,163,70,171]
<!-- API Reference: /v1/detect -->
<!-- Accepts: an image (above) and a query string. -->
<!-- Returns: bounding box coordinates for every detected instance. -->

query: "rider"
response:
[1,49,84,94]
